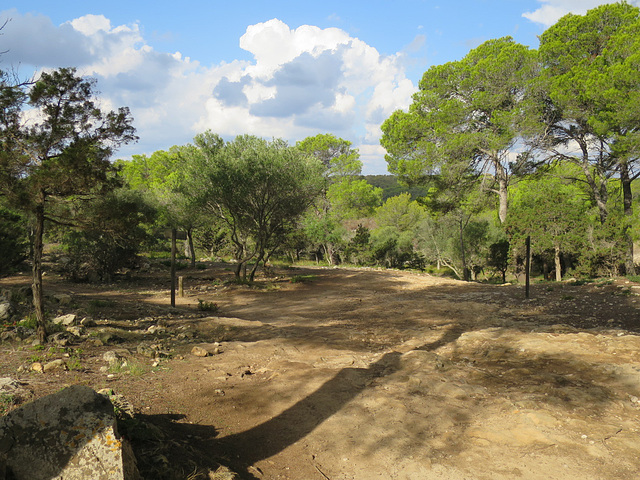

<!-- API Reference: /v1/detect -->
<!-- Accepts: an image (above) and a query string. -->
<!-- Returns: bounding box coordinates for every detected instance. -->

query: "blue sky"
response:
[2,1,635,174]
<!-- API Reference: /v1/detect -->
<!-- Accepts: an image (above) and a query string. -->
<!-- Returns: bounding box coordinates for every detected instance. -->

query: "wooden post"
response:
[525,236,531,299]
[171,228,177,307]
[178,276,184,297]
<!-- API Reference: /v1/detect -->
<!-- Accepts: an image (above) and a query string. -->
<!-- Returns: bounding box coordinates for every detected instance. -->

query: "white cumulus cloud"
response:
[523,0,640,27]
[0,12,416,174]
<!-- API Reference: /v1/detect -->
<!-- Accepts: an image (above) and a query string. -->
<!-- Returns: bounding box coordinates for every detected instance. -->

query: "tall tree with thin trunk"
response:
[381,37,537,224]
[0,68,136,342]
[537,2,640,273]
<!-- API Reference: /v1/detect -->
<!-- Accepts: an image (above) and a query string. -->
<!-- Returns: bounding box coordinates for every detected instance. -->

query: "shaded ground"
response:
[1,262,640,479]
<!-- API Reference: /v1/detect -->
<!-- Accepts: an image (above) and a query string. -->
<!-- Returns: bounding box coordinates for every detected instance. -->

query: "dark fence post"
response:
[525,236,531,299]
[171,228,177,307]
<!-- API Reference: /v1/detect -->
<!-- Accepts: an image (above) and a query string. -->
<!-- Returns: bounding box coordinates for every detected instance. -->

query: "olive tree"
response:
[189,135,325,281]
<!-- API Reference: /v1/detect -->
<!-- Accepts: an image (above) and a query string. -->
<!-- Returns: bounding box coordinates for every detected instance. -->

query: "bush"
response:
[59,189,157,282]
[0,207,29,275]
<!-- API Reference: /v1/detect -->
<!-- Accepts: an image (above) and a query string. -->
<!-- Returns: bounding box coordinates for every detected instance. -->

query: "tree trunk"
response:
[32,194,47,343]
[323,244,333,265]
[620,161,636,275]
[554,245,562,282]
[495,161,509,224]
[459,216,469,281]
[249,251,264,282]
[577,142,608,224]
[187,228,196,269]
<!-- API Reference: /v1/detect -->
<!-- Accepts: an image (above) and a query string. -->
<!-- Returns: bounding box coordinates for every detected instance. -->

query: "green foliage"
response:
[327,178,382,220]
[3,68,136,208]
[375,193,426,232]
[573,208,628,278]
[0,393,17,415]
[487,239,510,282]
[363,175,428,201]
[18,314,38,330]
[194,221,231,259]
[370,226,425,270]
[58,188,157,282]
[188,135,325,281]
[197,299,219,312]
[537,3,640,227]
[381,37,537,224]
[506,173,592,280]
[0,205,29,274]
[296,133,361,177]
[343,224,372,265]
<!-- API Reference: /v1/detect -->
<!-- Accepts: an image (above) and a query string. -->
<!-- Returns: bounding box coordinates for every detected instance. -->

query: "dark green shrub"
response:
[0,206,29,274]
[59,189,157,282]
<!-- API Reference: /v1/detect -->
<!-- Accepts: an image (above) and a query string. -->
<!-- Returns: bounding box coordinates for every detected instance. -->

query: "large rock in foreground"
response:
[0,385,139,480]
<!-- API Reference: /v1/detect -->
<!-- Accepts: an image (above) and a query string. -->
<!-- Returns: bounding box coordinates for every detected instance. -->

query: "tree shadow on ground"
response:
[209,325,471,479]
[122,413,227,480]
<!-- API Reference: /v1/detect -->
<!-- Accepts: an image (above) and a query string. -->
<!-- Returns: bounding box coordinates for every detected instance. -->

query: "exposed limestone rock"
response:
[0,378,30,403]
[52,314,77,326]
[97,389,136,419]
[98,331,125,345]
[66,325,85,337]
[0,385,140,480]
[191,346,210,357]
[43,359,67,372]
[103,350,127,365]
[54,294,72,306]
[0,303,12,321]
[80,317,97,327]
[50,331,78,347]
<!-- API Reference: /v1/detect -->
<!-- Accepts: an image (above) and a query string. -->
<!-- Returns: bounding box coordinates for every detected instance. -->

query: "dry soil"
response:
[1,263,640,480]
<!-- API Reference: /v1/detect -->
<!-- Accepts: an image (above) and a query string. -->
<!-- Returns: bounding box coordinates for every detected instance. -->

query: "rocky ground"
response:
[1,262,640,479]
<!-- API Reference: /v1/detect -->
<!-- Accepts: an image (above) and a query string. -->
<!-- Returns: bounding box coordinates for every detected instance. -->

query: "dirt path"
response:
[161,267,640,479]
[2,265,640,479]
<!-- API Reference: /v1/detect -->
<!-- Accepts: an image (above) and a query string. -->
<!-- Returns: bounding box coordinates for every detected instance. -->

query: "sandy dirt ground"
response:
[1,263,640,479]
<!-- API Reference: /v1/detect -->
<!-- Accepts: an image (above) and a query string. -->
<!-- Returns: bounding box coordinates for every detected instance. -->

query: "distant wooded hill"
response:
[362,175,428,201]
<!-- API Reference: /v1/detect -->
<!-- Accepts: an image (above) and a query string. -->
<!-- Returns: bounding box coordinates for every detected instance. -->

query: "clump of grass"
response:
[28,354,45,363]
[18,314,38,330]
[128,360,146,377]
[0,394,16,415]
[67,357,82,371]
[197,299,219,312]
[108,362,125,374]
[290,274,317,283]
[67,348,84,371]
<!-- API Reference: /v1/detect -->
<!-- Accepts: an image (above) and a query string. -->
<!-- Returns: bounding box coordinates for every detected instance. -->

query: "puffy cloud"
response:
[0,9,92,67]
[1,12,415,174]
[523,0,640,27]
[198,19,415,173]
